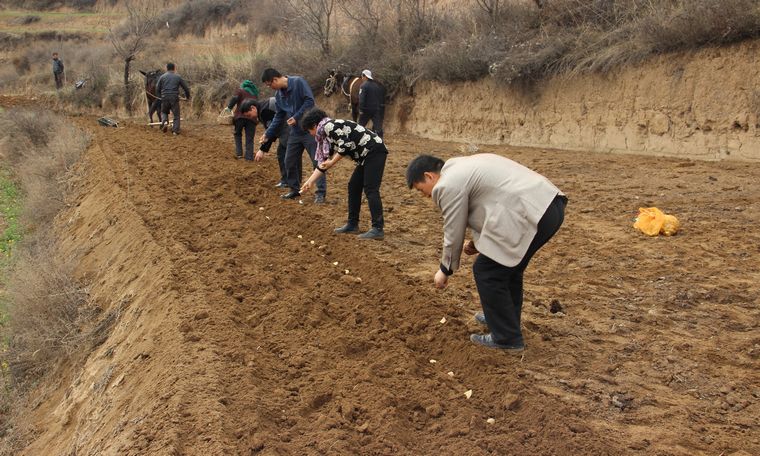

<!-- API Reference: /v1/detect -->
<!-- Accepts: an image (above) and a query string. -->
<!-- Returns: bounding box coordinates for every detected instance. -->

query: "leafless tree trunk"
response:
[285,0,336,56]
[108,1,158,114]
[475,0,501,18]
[338,0,384,42]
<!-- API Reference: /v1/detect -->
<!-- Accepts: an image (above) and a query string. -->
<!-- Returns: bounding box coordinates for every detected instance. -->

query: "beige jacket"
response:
[432,153,564,271]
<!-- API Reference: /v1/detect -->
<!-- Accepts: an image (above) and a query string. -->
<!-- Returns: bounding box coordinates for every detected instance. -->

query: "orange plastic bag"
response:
[633,207,679,236]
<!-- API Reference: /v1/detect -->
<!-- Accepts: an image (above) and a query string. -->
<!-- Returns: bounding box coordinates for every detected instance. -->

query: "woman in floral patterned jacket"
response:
[300,108,388,240]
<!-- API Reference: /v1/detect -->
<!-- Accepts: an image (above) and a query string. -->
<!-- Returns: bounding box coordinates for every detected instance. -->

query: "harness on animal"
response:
[342,77,359,113]
[324,75,337,95]
[342,77,359,98]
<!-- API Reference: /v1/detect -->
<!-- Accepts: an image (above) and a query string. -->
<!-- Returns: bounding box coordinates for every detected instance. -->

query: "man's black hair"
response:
[406,155,445,188]
[261,68,282,83]
[240,98,257,113]
[301,108,328,131]
[166,62,175,71]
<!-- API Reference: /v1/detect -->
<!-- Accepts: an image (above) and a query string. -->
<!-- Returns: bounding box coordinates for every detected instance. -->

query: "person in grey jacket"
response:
[156,62,191,135]
[407,154,567,353]
[52,52,64,90]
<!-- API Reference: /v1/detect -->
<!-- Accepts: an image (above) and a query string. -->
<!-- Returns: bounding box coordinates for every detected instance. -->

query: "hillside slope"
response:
[389,39,760,161]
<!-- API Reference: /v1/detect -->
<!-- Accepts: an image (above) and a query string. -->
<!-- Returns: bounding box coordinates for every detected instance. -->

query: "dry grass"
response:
[7,0,759,113]
[0,108,99,452]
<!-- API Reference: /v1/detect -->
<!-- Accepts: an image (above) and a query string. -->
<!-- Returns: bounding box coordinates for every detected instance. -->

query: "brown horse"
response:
[139,69,163,123]
[324,70,361,122]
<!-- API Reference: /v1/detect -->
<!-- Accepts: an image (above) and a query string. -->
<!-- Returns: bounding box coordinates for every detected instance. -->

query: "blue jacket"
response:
[265,76,315,137]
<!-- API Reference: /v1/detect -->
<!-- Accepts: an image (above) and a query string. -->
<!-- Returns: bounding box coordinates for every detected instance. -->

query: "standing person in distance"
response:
[406,154,567,352]
[259,68,327,203]
[52,52,65,90]
[156,62,191,135]
[300,108,387,240]
[357,69,385,138]
[223,80,259,160]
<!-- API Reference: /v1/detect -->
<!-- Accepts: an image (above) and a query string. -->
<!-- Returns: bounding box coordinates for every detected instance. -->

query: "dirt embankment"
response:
[385,39,760,162]
[5,101,757,455]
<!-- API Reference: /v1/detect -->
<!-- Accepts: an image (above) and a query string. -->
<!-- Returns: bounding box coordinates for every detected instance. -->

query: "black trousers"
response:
[160,95,181,133]
[233,117,257,160]
[275,128,289,183]
[358,109,384,138]
[54,72,64,90]
[473,195,567,346]
[346,147,387,229]
[284,130,326,197]
[259,127,289,183]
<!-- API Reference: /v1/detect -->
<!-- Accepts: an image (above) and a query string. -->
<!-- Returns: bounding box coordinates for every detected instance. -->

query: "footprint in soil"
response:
[549,299,564,314]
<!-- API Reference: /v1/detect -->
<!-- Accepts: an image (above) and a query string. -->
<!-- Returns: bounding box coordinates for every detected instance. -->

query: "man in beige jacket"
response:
[407,154,567,352]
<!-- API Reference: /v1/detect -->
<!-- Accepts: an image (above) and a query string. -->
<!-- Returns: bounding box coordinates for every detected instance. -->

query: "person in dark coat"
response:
[52,52,64,90]
[358,69,385,138]
[259,68,327,203]
[254,97,290,186]
[156,62,191,135]
[224,80,259,160]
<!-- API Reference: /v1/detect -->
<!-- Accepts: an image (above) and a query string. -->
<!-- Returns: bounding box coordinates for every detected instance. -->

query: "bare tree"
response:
[338,0,384,42]
[285,0,336,56]
[475,0,501,18]
[108,1,158,114]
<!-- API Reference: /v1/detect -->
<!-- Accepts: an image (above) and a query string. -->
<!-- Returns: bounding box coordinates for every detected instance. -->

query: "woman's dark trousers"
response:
[346,148,387,229]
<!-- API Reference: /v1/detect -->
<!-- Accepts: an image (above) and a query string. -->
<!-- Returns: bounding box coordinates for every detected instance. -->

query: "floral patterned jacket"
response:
[323,119,386,165]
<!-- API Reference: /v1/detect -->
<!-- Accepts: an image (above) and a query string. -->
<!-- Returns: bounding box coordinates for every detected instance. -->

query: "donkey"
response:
[324,69,361,122]
[139,69,164,124]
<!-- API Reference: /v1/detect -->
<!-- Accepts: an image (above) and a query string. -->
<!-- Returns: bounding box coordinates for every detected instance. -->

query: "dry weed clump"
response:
[0,109,88,227]
[157,0,258,38]
[3,233,93,385]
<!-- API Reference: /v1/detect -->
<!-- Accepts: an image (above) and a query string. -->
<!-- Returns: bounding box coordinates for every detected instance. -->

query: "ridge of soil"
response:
[6,102,759,454]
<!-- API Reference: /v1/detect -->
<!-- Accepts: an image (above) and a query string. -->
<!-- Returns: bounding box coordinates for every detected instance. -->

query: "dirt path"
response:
[17,112,760,455]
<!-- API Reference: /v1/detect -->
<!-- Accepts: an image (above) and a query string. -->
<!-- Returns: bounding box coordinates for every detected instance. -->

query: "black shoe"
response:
[160,122,168,133]
[474,311,487,325]
[172,131,179,136]
[314,195,325,204]
[281,190,300,200]
[470,333,525,353]
[334,224,359,234]
[275,182,287,188]
[358,227,384,240]
[234,154,243,160]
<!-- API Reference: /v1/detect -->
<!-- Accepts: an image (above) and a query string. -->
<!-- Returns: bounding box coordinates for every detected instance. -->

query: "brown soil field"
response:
[5,96,759,454]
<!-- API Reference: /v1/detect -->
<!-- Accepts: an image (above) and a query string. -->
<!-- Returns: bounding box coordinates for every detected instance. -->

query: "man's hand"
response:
[254,150,265,162]
[434,270,449,289]
[259,134,269,143]
[287,116,296,126]
[464,240,479,256]
[300,180,313,194]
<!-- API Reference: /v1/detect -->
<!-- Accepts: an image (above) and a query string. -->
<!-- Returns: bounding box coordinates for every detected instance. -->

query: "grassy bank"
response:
[0,173,21,265]
[0,107,92,453]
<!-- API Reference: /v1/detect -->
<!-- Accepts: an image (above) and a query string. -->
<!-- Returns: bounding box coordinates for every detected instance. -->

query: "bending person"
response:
[406,154,567,352]
[300,108,387,240]
[223,80,259,160]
